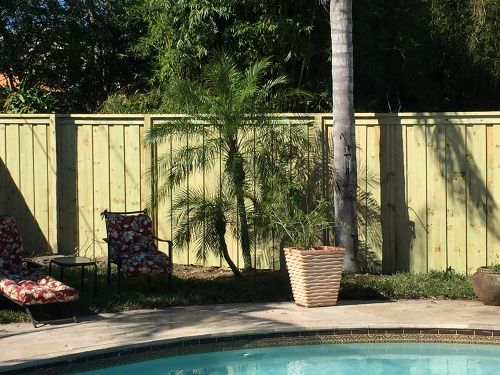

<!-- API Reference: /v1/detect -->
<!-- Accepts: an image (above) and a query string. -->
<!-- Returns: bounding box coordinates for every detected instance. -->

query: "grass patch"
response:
[0,266,476,324]
[0,265,292,324]
[340,270,475,300]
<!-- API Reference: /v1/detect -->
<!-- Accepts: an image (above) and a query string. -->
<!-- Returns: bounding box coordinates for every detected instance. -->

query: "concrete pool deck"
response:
[1,299,499,372]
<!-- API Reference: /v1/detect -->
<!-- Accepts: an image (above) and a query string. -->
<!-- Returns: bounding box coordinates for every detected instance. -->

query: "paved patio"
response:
[1,299,499,372]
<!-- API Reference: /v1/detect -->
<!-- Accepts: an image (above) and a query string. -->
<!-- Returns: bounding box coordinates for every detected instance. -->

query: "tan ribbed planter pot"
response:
[284,246,345,308]
[471,267,500,305]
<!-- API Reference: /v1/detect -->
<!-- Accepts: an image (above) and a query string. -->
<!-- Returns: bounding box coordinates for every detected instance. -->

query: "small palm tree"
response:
[257,129,382,274]
[145,52,301,276]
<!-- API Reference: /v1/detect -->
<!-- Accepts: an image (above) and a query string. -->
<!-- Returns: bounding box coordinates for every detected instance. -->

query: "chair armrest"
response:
[153,235,171,244]
[153,236,173,263]
[103,238,122,262]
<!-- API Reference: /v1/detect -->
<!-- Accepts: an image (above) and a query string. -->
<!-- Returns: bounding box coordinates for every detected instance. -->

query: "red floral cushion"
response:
[104,212,155,258]
[0,268,79,305]
[122,250,173,277]
[0,216,24,269]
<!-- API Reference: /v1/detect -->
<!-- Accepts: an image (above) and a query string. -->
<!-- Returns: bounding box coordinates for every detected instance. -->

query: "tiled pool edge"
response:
[3,327,500,374]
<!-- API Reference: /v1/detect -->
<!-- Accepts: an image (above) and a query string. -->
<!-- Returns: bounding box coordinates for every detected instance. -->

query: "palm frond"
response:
[235,57,271,107]
[356,188,383,250]
[149,132,221,194]
[170,186,239,262]
[144,117,207,145]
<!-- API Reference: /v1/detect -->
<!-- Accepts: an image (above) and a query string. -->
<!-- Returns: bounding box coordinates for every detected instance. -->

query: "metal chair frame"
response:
[11,298,78,328]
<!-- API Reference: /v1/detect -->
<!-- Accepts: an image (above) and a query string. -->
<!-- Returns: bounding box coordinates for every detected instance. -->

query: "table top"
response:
[50,256,96,266]
[24,255,67,266]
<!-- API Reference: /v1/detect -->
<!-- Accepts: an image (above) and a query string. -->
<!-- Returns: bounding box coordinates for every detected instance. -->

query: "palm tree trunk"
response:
[215,213,242,277]
[330,0,357,271]
[228,144,253,270]
[236,193,253,270]
[219,231,242,277]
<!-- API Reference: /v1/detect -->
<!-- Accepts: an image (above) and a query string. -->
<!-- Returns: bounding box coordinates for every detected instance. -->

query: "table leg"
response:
[60,265,64,281]
[94,263,97,296]
[81,265,85,291]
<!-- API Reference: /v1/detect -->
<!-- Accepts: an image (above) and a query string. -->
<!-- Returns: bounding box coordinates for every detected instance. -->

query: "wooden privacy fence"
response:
[1,112,500,274]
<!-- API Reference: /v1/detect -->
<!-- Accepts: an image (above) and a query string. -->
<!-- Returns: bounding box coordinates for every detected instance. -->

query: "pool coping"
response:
[3,326,500,374]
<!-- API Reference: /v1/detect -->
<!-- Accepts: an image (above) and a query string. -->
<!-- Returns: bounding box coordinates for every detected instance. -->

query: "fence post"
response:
[143,114,158,232]
[48,113,58,252]
[316,114,331,244]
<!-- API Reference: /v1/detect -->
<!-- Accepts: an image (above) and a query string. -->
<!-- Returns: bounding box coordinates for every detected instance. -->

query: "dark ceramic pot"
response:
[471,267,500,305]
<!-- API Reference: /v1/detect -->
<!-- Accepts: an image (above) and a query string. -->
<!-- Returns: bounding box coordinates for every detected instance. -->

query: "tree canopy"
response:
[0,0,145,112]
[1,0,499,113]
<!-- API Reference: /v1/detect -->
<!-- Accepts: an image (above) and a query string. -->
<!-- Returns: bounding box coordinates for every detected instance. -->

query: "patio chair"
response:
[101,209,173,291]
[0,215,79,327]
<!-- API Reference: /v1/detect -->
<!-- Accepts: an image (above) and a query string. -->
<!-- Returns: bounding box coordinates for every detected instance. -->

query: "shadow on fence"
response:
[56,120,79,254]
[0,158,48,254]
[380,119,411,273]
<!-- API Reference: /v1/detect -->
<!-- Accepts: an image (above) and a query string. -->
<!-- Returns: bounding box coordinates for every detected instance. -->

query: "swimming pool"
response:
[76,343,500,374]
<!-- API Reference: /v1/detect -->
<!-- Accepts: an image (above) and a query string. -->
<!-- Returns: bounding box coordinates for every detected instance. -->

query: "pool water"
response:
[77,343,500,374]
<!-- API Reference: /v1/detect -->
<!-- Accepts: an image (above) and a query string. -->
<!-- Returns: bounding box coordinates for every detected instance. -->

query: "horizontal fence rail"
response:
[1,112,500,274]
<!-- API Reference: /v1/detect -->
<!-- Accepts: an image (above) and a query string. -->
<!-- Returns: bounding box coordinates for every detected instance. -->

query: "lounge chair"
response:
[0,215,79,327]
[101,209,173,291]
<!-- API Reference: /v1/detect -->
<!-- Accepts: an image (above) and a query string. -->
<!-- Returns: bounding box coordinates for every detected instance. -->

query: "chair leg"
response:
[94,263,98,296]
[107,259,112,286]
[25,307,37,328]
[117,265,121,293]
